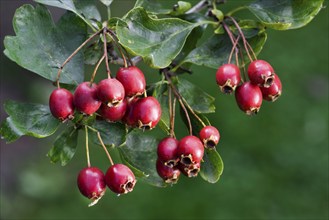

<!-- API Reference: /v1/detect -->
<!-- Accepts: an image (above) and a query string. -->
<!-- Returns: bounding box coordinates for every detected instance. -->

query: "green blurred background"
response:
[0,0,328,219]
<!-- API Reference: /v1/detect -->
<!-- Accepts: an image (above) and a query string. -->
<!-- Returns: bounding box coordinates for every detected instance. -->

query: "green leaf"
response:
[3,4,87,85]
[134,0,172,14]
[0,100,61,143]
[182,27,267,69]
[248,0,324,30]
[90,120,127,148]
[176,78,215,114]
[200,149,224,183]
[116,7,200,68]
[119,149,149,178]
[84,41,103,65]
[35,0,101,28]
[99,0,113,7]
[119,129,166,187]
[47,126,79,166]
[151,82,170,134]
[170,1,192,16]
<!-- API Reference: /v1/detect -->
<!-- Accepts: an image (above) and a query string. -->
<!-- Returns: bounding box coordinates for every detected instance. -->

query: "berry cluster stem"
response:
[168,86,176,138]
[103,28,112,78]
[97,132,114,166]
[90,55,105,84]
[85,126,91,168]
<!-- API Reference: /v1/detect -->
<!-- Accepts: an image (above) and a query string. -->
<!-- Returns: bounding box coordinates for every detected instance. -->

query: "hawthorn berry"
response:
[156,159,180,184]
[177,135,204,166]
[199,126,220,149]
[97,78,125,106]
[247,60,275,87]
[105,164,136,195]
[235,82,263,115]
[157,137,179,167]
[73,82,101,115]
[216,64,241,94]
[122,97,139,127]
[116,66,146,97]
[133,97,162,130]
[178,162,201,178]
[77,167,106,206]
[260,73,282,102]
[99,99,127,122]
[49,88,74,120]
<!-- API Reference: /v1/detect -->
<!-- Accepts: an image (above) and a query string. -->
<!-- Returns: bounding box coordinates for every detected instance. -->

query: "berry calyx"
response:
[73,82,101,115]
[216,64,241,94]
[199,126,220,149]
[260,73,282,102]
[235,82,263,115]
[177,135,204,166]
[247,60,275,87]
[116,66,146,97]
[156,159,180,184]
[49,88,74,120]
[157,137,179,167]
[105,164,136,195]
[77,167,106,206]
[178,162,201,178]
[133,97,162,130]
[97,78,125,106]
[99,99,127,122]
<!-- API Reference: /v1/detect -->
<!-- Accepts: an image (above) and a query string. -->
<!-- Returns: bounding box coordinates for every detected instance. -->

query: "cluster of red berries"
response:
[216,60,282,115]
[49,66,162,129]
[156,126,220,183]
[77,164,136,206]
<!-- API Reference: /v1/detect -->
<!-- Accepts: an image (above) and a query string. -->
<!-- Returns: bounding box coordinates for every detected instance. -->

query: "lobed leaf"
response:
[3,4,87,85]
[90,120,127,148]
[176,78,215,114]
[47,126,79,166]
[119,129,166,187]
[116,7,201,68]
[182,26,267,69]
[248,0,324,30]
[0,100,61,143]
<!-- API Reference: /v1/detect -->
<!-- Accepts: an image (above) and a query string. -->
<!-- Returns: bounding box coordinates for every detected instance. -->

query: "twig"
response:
[186,0,208,14]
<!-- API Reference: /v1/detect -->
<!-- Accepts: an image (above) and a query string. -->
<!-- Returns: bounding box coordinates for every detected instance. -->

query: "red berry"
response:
[49,88,74,120]
[77,167,106,206]
[235,82,263,115]
[247,60,275,87]
[97,78,125,106]
[178,162,201,178]
[216,64,241,94]
[260,73,282,102]
[116,66,146,97]
[122,97,139,127]
[133,97,162,130]
[199,126,220,149]
[177,135,204,166]
[99,99,127,122]
[156,159,180,184]
[74,82,101,115]
[105,164,136,195]
[157,137,179,167]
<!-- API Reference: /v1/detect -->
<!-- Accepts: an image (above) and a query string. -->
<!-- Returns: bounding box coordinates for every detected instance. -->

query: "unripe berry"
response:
[235,82,263,115]
[178,162,201,178]
[177,135,204,165]
[73,82,101,115]
[116,66,146,97]
[260,73,282,102]
[216,64,241,94]
[99,99,127,122]
[199,126,220,149]
[247,60,274,87]
[97,78,125,106]
[157,137,179,167]
[156,159,180,184]
[105,164,136,195]
[133,97,162,130]
[77,167,106,206]
[49,88,74,120]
